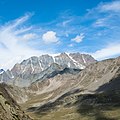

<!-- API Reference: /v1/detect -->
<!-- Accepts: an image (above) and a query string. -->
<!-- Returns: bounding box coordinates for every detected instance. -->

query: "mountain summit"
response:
[0,52,96,87]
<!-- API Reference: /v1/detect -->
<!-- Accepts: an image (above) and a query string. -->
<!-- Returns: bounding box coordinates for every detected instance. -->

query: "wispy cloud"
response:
[0,0,120,69]
[89,0,120,59]
[68,43,74,47]
[0,14,45,69]
[62,19,72,27]
[71,33,85,43]
[21,33,37,41]
[100,0,120,12]
[61,1,120,60]
[91,43,120,60]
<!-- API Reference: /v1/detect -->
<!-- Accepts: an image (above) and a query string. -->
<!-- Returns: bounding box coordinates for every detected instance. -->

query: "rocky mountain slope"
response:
[23,56,120,103]
[21,56,120,120]
[3,65,81,104]
[0,83,32,120]
[0,53,96,87]
[0,53,120,120]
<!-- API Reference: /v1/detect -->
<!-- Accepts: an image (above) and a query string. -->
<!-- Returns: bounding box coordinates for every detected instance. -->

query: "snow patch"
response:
[10,71,14,78]
[0,71,4,74]
[82,55,86,64]
[52,56,56,63]
[38,58,43,71]
[68,62,70,67]
[66,53,85,69]
[30,58,34,73]
[0,75,3,83]
[22,60,29,73]
[66,53,78,64]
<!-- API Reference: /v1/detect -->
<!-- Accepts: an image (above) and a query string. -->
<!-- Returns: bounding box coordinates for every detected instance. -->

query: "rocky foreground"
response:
[0,83,32,120]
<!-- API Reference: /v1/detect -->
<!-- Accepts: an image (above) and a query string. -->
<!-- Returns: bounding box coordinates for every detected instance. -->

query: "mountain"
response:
[0,69,4,74]
[0,52,96,87]
[25,56,120,99]
[21,56,120,120]
[2,64,81,104]
[0,53,119,120]
[0,83,32,120]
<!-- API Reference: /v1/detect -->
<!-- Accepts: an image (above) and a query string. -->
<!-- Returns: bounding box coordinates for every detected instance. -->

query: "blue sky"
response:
[0,0,120,69]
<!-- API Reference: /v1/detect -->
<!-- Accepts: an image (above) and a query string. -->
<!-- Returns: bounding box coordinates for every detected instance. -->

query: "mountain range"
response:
[0,53,96,87]
[0,52,120,120]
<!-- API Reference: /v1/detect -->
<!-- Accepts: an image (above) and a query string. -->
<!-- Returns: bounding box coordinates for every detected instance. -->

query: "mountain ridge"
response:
[0,52,96,87]
[23,56,120,120]
[0,54,120,120]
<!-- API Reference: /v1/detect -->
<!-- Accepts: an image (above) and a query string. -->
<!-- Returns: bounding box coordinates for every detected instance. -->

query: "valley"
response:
[0,53,120,120]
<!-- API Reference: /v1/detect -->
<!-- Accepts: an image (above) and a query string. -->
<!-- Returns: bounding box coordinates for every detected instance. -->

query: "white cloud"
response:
[42,31,59,44]
[100,1,120,12]
[0,15,44,70]
[91,43,120,60]
[22,33,37,41]
[93,18,107,27]
[68,43,74,47]
[71,33,85,43]
[62,19,72,27]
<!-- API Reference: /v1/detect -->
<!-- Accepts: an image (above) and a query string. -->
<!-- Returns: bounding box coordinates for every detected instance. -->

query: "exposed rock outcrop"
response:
[0,83,32,120]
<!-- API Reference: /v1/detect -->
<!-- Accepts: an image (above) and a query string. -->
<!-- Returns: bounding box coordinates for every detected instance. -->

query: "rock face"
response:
[24,56,120,120]
[26,65,81,96]
[0,83,32,120]
[0,54,119,120]
[75,56,120,92]
[0,53,96,87]
[27,56,120,98]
